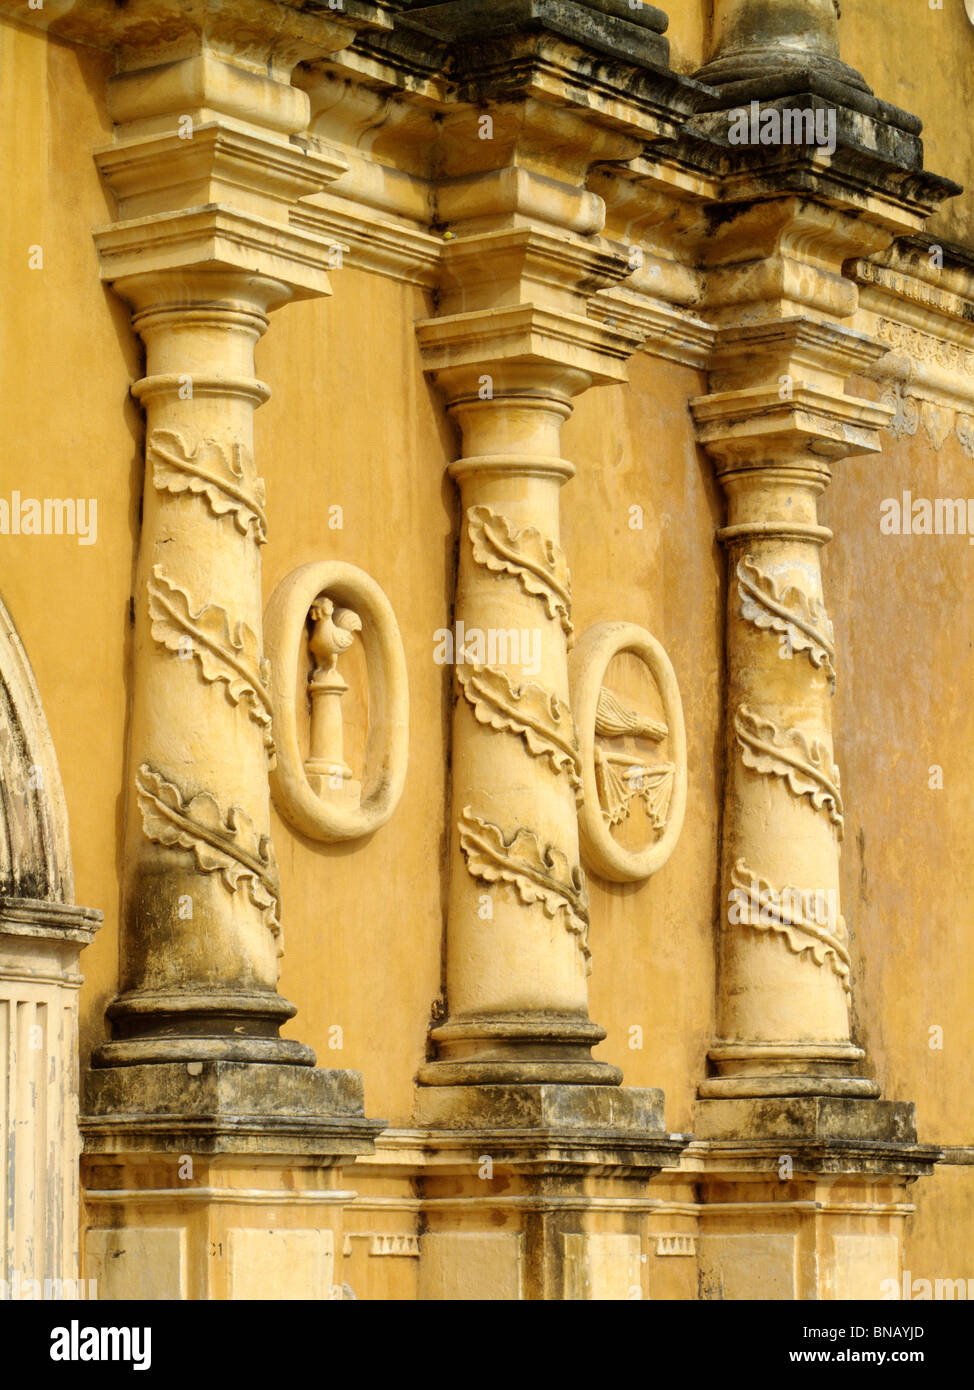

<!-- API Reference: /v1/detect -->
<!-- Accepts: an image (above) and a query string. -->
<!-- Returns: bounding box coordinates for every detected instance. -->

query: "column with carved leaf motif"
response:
[79,7,388,1304]
[417,264,639,1084]
[692,324,887,1098]
[84,12,378,1066]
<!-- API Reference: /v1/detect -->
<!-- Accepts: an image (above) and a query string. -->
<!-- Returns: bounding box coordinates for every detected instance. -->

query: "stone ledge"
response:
[692,1097,944,1174]
[400,0,672,71]
[81,1061,384,1157]
[415,1081,668,1133]
[0,896,101,945]
[695,1096,921,1143]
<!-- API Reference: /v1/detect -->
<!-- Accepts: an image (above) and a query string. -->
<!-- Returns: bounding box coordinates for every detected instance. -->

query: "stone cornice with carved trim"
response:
[848,237,974,444]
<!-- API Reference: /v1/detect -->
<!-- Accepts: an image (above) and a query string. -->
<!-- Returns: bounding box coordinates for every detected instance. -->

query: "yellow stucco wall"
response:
[564,354,722,1133]
[1,6,971,1294]
[257,272,450,1122]
[840,0,974,246]
[827,395,974,1285]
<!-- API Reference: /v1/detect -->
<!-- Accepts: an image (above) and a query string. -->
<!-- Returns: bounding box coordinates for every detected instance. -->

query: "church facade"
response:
[0,0,972,1301]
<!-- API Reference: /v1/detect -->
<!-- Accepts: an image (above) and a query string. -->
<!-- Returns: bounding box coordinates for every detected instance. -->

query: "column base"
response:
[691,1095,941,1300]
[82,1060,381,1156]
[418,1013,622,1086]
[81,1061,384,1300]
[94,988,315,1067]
[699,1041,881,1099]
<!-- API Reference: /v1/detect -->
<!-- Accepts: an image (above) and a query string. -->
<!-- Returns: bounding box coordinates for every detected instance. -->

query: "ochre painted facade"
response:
[0,0,971,1302]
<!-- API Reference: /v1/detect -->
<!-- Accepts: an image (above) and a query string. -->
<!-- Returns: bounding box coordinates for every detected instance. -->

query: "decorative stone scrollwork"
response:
[135,764,282,948]
[957,413,974,458]
[737,557,836,688]
[729,859,851,992]
[569,622,687,883]
[147,566,274,750]
[148,428,269,542]
[264,562,408,843]
[880,385,920,441]
[456,660,582,796]
[457,807,590,962]
[467,504,573,637]
[734,705,844,835]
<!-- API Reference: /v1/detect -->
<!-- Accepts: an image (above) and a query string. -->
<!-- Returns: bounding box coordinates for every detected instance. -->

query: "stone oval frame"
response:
[569,621,687,883]
[265,561,408,843]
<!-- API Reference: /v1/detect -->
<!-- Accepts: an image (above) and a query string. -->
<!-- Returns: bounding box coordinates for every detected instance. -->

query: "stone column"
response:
[693,323,888,1099]
[689,0,956,1109]
[294,0,704,1291]
[102,277,306,1065]
[90,40,350,1069]
[417,294,633,1085]
[413,249,686,1298]
[685,0,955,1300]
[703,0,848,82]
[80,10,386,1301]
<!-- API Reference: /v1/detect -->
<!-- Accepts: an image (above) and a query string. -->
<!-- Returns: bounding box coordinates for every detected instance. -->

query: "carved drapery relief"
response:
[569,622,687,884]
[592,686,673,830]
[873,327,974,453]
[264,561,408,843]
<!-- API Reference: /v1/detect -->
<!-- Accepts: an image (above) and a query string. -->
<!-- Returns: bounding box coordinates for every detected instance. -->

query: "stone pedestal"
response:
[81,1062,383,1301]
[413,1084,685,1300]
[692,1097,941,1300]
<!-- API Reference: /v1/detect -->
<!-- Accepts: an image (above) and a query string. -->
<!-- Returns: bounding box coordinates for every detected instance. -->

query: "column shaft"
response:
[100,287,307,1065]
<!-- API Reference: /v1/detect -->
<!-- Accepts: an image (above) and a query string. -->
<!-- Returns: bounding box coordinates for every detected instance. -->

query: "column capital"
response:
[691,318,893,475]
[93,207,338,313]
[417,302,638,404]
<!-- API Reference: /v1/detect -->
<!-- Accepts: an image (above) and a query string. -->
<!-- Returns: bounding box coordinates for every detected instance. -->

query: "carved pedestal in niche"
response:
[264,561,408,843]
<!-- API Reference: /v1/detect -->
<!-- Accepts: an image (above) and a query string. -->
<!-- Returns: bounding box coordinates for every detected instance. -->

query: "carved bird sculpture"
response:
[308,596,362,674]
